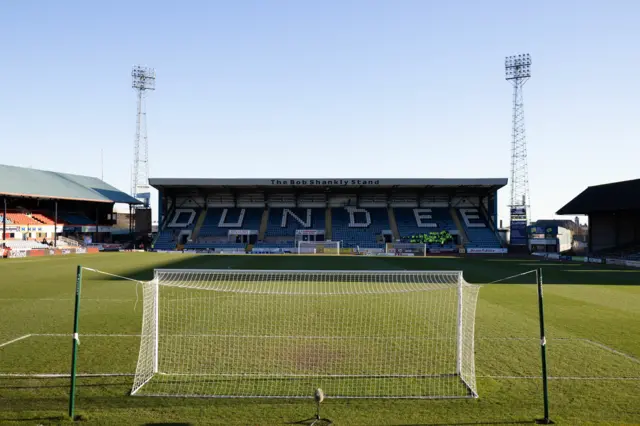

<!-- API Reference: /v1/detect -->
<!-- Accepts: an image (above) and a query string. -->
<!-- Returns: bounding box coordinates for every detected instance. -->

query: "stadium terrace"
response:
[0,164,144,253]
[149,177,508,255]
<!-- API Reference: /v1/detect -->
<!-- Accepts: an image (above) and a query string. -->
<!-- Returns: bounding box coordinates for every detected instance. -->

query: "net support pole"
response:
[68,265,83,419]
[536,268,553,424]
[153,279,159,373]
[54,200,58,248]
[456,272,463,376]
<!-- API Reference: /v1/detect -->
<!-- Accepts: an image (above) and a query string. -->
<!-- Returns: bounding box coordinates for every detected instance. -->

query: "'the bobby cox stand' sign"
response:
[270,179,381,186]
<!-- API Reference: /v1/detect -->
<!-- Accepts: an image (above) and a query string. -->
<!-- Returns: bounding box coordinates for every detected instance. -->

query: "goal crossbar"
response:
[131,268,480,399]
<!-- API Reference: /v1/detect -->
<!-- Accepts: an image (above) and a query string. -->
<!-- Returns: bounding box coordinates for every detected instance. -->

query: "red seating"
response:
[5,213,40,225]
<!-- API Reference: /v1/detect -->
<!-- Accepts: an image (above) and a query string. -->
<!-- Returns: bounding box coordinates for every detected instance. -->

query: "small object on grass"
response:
[310,388,331,425]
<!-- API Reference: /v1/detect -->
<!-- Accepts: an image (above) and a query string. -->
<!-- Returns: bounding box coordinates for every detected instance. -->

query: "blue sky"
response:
[1,1,638,223]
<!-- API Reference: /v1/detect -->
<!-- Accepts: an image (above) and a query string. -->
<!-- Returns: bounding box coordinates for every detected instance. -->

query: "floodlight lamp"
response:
[505,53,531,80]
[132,65,156,90]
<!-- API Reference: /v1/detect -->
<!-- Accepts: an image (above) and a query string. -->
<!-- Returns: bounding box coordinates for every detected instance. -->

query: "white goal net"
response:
[131,269,480,399]
[297,241,341,255]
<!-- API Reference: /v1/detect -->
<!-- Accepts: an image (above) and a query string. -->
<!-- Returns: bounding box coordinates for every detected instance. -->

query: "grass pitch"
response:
[0,253,639,425]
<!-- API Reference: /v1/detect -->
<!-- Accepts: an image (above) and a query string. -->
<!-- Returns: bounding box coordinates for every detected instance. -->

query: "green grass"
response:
[0,252,639,425]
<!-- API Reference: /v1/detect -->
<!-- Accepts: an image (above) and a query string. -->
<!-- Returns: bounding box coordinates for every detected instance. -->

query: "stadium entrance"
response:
[228,230,258,245]
[295,229,325,244]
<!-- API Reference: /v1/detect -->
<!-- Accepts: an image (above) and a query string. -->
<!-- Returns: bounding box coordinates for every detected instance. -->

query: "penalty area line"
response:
[0,298,136,302]
[478,375,640,381]
[0,334,31,348]
[581,339,640,364]
[31,333,141,337]
[0,373,134,378]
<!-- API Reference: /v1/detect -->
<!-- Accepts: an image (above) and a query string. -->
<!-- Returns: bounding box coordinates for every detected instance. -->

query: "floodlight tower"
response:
[131,65,156,208]
[505,54,531,246]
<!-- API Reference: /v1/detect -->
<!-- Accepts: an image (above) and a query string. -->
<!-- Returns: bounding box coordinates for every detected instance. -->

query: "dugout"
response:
[556,178,640,253]
[0,164,142,247]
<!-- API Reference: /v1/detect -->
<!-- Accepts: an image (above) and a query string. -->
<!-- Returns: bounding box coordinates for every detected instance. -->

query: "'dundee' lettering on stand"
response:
[281,209,311,228]
[346,207,371,227]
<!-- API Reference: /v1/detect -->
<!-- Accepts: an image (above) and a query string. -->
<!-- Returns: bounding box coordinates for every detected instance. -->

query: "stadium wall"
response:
[590,211,640,252]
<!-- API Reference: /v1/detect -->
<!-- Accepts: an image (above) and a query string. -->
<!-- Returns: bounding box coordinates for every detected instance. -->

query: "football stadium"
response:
[1,6,639,424]
[1,172,639,425]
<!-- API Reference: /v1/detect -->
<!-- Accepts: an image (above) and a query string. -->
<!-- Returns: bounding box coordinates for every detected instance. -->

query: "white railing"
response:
[57,236,81,247]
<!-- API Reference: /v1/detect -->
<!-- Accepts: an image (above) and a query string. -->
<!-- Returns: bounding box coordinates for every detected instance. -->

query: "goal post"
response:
[297,241,341,255]
[131,269,480,399]
[385,243,427,256]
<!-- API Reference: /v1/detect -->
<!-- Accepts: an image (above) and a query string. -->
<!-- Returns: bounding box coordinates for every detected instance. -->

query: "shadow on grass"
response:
[0,381,126,390]
[0,414,67,423]
[399,422,535,426]
[144,423,193,426]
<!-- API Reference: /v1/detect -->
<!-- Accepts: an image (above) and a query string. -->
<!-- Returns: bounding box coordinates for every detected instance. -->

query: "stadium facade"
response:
[149,178,508,254]
[557,178,640,257]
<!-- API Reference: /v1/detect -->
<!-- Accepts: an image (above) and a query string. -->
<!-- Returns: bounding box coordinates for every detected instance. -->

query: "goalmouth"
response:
[130,269,480,399]
[297,241,341,255]
[386,243,427,257]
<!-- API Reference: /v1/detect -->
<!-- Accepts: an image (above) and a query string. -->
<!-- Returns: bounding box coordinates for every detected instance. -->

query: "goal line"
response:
[3,333,639,382]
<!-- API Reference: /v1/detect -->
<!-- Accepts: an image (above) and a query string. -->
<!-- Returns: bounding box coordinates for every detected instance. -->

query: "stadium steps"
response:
[387,207,400,241]
[31,213,55,225]
[457,209,502,248]
[152,205,176,249]
[258,207,270,240]
[325,207,332,240]
[478,203,505,247]
[190,208,208,242]
[450,207,468,244]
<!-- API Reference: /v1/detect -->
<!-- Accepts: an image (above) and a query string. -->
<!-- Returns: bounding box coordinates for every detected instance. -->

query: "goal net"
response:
[131,269,480,399]
[297,241,341,255]
[386,243,427,256]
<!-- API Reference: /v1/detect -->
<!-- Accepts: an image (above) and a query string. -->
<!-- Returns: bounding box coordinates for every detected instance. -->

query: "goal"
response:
[297,241,341,255]
[131,269,480,399]
[386,243,427,256]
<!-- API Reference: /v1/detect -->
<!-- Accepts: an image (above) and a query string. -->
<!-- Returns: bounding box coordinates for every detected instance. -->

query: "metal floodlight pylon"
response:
[131,65,156,208]
[505,54,532,245]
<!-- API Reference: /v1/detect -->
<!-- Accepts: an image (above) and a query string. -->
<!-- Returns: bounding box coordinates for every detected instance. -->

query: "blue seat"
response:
[264,208,325,237]
[457,209,501,248]
[331,207,389,248]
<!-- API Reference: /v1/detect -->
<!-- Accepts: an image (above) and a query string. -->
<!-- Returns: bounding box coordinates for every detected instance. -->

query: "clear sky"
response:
[1,1,638,224]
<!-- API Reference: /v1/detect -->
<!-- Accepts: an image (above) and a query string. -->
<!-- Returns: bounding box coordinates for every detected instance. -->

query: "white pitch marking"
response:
[479,375,640,381]
[0,334,31,348]
[31,333,141,337]
[581,339,640,364]
[0,298,136,302]
[0,373,134,378]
